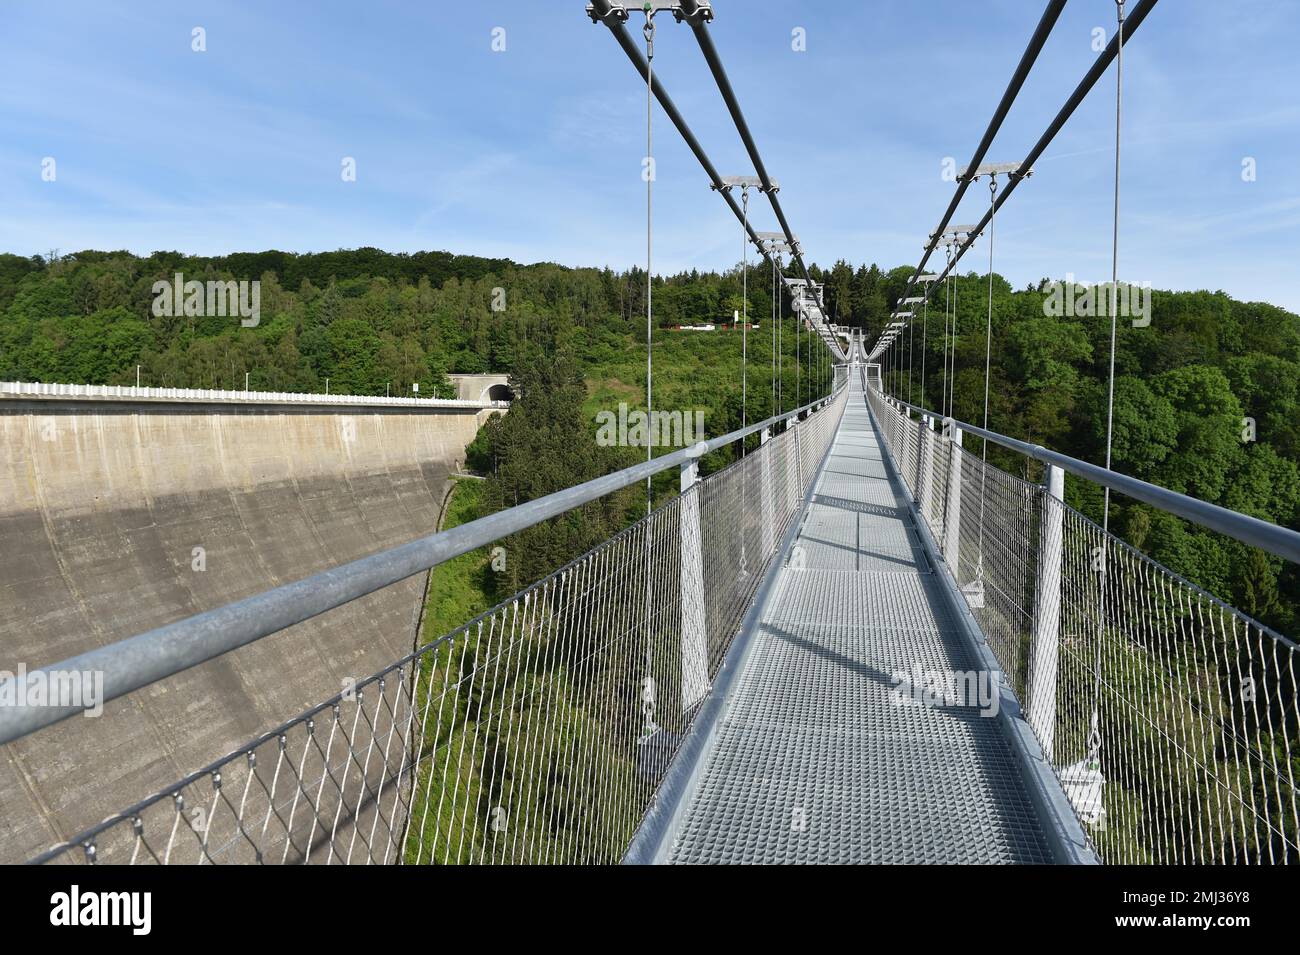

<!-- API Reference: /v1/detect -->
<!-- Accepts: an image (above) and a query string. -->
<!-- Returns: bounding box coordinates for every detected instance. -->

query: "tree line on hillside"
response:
[880,272,1300,636]
[0,249,888,395]
[0,247,1296,634]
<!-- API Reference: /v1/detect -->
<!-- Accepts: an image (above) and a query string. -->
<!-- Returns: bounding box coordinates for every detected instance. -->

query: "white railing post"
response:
[943,421,963,570]
[759,427,774,560]
[793,417,804,495]
[1027,464,1065,761]
[679,452,709,710]
[917,415,934,522]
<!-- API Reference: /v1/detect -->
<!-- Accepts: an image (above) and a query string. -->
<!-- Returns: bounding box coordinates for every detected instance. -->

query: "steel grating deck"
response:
[665,381,1055,864]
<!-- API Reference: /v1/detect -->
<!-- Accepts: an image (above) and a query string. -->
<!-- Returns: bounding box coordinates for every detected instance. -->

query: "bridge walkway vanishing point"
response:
[640,373,1062,863]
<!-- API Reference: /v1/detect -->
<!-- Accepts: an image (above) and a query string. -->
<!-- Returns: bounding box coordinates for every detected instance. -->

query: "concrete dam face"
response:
[0,387,495,862]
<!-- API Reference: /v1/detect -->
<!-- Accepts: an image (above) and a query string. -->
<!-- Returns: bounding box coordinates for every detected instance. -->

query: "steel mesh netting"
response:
[32,667,422,865]
[1048,507,1299,863]
[865,384,1300,864]
[32,388,847,865]
[950,446,1040,696]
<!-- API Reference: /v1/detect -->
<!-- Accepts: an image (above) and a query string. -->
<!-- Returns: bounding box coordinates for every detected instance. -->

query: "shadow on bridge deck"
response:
[659,381,1057,863]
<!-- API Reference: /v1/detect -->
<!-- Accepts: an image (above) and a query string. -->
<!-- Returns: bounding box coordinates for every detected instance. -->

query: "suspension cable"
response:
[949,252,961,421]
[895,322,901,397]
[941,245,955,419]
[941,269,950,414]
[773,261,780,415]
[1101,0,1125,541]
[741,185,749,448]
[640,9,656,743]
[678,0,817,291]
[981,178,997,443]
[1091,0,1127,768]
[738,186,750,577]
[771,255,777,417]
[777,278,783,412]
[921,292,928,408]
[866,0,1159,361]
[589,2,782,282]
[887,0,1066,316]
[644,13,655,515]
[975,174,1000,581]
[908,295,914,402]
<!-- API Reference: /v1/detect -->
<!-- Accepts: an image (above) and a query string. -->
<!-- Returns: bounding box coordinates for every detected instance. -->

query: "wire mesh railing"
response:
[27,386,847,864]
[865,382,1300,864]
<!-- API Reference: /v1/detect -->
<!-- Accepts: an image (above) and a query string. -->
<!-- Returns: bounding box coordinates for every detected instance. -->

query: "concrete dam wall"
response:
[0,386,497,862]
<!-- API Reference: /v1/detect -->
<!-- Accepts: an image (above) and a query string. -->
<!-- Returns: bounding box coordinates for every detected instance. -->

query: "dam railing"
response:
[13,375,849,864]
[864,376,1300,864]
[0,380,507,410]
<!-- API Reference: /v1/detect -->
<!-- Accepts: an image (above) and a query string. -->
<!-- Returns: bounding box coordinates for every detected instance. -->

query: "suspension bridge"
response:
[2,0,1298,865]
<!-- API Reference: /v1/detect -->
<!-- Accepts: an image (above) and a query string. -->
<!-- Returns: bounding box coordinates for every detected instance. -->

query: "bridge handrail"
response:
[882,392,1300,565]
[0,384,845,747]
[864,378,1300,863]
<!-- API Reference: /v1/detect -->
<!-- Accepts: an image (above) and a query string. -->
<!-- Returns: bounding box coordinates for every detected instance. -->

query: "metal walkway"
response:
[665,377,1055,863]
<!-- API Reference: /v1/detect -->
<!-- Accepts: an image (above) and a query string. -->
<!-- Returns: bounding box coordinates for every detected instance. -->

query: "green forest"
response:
[1,247,1296,636]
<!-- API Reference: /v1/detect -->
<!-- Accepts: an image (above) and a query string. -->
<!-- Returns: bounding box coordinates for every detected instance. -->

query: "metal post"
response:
[916,415,934,517]
[679,453,709,708]
[943,421,963,571]
[1027,464,1065,760]
[895,401,906,463]
[793,416,804,496]
[760,426,774,559]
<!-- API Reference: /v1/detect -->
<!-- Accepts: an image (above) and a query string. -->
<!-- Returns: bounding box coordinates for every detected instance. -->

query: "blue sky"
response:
[2,1,1297,311]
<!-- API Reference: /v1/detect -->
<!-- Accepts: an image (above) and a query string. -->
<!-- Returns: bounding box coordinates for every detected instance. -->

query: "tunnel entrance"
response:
[486,383,515,402]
